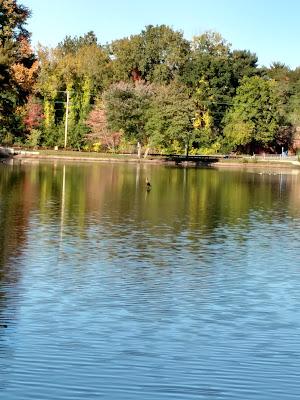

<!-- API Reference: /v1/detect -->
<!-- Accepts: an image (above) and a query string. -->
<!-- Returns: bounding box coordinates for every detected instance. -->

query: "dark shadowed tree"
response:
[0,0,36,142]
[103,81,153,150]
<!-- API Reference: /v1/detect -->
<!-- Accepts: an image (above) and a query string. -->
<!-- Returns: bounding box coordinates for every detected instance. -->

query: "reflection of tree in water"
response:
[1,162,300,391]
[0,165,28,298]
[89,166,300,263]
[0,164,34,389]
[44,163,299,270]
[2,163,300,272]
[1,164,300,299]
[35,162,299,236]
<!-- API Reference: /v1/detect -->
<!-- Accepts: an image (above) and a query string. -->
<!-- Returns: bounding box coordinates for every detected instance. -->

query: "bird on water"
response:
[146,177,151,191]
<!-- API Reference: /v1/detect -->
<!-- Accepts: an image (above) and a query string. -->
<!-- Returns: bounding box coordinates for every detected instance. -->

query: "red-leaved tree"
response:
[24,96,44,130]
[86,102,122,151]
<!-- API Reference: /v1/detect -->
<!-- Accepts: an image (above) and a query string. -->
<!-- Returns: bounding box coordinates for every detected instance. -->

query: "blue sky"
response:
[22,0,300,68]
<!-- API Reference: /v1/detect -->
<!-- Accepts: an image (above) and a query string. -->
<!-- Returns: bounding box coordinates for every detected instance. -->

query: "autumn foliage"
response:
[86,104,122,151]
[23,96,44,130]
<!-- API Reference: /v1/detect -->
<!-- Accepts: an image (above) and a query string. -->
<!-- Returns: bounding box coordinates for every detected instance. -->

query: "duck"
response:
[146,177,151,191]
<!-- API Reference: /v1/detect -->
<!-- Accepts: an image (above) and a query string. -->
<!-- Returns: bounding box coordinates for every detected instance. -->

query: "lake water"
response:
[1,161,300,399]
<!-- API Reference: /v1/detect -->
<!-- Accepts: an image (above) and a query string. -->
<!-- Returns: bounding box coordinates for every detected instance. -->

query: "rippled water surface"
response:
[1,161,300,399]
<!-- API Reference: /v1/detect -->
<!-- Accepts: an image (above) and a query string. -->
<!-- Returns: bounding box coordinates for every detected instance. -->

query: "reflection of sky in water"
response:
[0,268,23,392]
[0,163,300,399]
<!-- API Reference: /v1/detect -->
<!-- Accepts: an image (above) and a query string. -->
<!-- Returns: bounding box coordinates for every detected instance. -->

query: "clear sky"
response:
[22,0,300,69]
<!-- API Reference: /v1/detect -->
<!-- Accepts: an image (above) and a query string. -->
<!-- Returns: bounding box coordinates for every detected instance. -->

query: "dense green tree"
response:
[223,76,283,152]
[110,35,142,82]
[267,62,290,80]
[103,81,153,150]
[287,92,300,127]
[144,83,194,153]
[231,50,258,83]
[57,31,98,55]
[111,25,190,84]
[104,82,195,155]
[280,67,300,133]
[267,62,291,116]
[181,32,259,141]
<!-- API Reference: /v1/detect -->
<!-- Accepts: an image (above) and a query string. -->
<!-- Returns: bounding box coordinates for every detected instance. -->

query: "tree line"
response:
[1,0,300,155]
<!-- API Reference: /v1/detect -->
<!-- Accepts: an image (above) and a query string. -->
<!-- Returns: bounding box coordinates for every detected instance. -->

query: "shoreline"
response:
[1,149,300,170]
[211,160,300,170]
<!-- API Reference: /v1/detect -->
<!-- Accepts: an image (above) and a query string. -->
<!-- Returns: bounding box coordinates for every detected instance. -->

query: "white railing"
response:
[249,154,298,161]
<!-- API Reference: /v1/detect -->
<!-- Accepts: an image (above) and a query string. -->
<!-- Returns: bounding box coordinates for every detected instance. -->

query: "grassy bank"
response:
[2,148,299,169]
